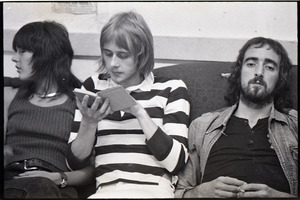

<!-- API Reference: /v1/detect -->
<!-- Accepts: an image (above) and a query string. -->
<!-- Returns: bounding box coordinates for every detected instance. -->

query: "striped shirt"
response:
[69,72,190,188]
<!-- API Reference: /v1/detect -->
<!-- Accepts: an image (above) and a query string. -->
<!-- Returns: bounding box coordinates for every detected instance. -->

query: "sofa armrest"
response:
[4,77,23,88]
[4,87,18,137]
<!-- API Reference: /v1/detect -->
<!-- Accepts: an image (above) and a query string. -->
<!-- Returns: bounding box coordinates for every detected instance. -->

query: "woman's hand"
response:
[13,171,62,185]
[76,95,112,126]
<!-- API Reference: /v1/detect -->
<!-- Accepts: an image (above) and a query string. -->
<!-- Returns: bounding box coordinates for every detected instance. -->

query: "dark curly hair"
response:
[224,37,293,112]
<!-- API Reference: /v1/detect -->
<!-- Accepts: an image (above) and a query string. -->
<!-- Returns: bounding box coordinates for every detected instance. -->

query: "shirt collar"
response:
[126,72,154,92]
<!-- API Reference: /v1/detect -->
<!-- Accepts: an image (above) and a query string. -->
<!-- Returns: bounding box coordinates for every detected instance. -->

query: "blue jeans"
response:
[4,177,78,198]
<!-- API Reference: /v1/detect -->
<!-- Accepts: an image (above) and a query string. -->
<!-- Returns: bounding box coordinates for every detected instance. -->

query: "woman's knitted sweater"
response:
[5,94,76,171]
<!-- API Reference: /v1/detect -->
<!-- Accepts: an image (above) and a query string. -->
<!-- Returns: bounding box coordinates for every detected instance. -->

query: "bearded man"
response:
[175,37,298,198]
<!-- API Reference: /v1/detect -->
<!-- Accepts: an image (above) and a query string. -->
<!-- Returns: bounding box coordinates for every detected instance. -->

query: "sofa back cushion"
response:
[154,62,297,122]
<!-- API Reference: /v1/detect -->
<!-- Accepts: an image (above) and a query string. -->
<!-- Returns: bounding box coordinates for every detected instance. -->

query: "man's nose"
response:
[255,64,264,77]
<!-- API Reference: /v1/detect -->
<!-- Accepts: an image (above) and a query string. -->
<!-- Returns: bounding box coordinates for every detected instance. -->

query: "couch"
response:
[4,61,298,119]
[3,61,298,197]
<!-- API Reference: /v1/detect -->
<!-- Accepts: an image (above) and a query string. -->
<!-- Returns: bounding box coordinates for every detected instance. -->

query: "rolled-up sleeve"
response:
[146,79,190,174]
[175,120,202,197]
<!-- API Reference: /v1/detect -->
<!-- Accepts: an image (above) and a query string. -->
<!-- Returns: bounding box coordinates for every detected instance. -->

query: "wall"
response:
[3,2,297,82]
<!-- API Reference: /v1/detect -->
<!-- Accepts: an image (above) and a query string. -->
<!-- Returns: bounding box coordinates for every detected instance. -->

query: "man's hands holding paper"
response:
[76,94,112,125]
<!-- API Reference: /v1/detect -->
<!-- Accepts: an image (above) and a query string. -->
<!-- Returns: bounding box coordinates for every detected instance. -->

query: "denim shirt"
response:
[175,104,298,197]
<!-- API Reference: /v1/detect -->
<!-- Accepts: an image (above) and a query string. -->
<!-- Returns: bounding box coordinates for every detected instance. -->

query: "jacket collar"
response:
[269,105,289,124]
[206,104,237,134]
[206,103,288,134]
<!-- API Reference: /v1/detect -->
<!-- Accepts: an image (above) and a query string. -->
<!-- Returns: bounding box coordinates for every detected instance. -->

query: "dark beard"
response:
[241,78,274,106]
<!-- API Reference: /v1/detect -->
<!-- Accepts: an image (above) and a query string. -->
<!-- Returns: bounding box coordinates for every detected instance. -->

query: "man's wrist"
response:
[135,108,149,120]
[81,118,98,129]
[184,184,207,198]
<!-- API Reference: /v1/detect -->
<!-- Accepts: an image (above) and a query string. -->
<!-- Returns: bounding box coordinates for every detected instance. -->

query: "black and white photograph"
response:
[3,2,297,198]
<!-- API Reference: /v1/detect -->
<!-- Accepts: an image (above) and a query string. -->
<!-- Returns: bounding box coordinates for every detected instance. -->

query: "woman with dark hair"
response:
[4,21,93,198]
[67,11,191,198]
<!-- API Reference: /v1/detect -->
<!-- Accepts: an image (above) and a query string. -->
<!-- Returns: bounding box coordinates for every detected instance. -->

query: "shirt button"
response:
[248,140,254,145]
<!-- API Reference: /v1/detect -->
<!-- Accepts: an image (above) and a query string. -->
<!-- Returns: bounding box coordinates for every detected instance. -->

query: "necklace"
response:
[36,92,58,98]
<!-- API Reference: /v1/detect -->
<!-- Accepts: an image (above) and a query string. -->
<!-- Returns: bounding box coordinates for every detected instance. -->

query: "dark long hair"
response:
[224,37,293,111]
[12,21,81,99]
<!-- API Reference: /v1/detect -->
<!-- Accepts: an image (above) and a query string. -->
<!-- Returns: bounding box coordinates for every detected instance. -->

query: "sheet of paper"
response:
[74,86,136,112]
[98,86,136,112]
